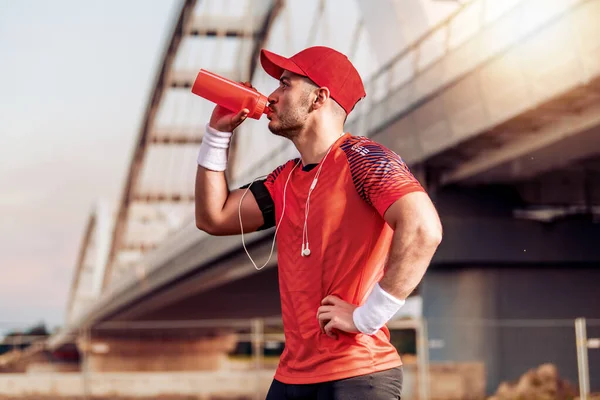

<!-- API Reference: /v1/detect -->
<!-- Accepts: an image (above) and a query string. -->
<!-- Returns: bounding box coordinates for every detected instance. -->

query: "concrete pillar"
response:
[422,265,600,395]
[422,268,501,395]
[77,334,238,372]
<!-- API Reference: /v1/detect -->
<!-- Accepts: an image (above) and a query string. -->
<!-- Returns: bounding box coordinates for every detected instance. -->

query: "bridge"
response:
[45,0,600,396]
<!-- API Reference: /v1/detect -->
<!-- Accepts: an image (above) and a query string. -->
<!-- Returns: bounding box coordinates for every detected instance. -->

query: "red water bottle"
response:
[191,69,269,120]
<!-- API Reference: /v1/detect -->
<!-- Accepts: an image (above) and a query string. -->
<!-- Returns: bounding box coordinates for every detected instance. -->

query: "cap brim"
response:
[260,49,306,80]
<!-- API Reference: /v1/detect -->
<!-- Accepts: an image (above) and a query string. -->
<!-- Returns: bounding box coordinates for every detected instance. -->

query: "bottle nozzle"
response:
[249,93,268,120]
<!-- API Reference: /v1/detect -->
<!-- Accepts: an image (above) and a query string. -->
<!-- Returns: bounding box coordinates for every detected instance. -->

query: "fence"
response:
[0,317,598,399]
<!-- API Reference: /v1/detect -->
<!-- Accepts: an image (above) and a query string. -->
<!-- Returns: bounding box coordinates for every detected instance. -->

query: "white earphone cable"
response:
[301,138,338,257]
[239,159,301,270]
[240,132,344,264]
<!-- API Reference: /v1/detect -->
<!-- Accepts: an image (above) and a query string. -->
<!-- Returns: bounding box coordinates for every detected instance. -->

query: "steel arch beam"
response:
[102,0,198,290]
[65,211,96,324]
[103,0,283,291]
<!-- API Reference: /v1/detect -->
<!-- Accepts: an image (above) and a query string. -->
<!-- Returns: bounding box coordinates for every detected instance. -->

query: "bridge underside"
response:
[73,190,600,390]
[84,183,600,326]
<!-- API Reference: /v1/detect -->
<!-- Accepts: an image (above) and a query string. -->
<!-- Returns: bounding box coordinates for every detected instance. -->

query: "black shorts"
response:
[265,367,403,400]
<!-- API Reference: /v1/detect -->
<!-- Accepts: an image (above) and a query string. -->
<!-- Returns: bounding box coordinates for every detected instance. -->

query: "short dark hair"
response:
[302,78,347,122]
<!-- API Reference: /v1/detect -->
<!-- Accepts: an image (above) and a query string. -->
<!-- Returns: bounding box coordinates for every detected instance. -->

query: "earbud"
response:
[303,180,318,256]
[301,243,311,257]
[300,139,339,259]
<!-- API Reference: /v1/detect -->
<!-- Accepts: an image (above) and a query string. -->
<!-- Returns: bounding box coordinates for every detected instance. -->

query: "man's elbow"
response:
[418,221,443,250]
[195,216,217,235]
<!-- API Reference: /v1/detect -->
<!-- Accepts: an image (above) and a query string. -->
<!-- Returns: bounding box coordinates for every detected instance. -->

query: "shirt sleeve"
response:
[262,160,292,200]
[239,159,297,231]
[342,138,425,217]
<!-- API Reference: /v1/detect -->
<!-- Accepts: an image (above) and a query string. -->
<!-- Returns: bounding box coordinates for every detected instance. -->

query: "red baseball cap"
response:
[260,46,366,115]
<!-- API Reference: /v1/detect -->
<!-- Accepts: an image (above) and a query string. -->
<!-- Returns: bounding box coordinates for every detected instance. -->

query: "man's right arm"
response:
[195,166,265,236]
[194,97,265,236]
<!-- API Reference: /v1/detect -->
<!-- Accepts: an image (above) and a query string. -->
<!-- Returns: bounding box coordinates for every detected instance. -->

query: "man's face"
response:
[266,71,314,139]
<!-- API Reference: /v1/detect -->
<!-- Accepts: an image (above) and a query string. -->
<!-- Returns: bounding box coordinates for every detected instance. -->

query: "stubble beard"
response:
[268,95,311,140]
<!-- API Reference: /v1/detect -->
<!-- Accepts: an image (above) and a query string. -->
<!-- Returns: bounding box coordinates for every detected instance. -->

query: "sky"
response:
[0,0,179,334]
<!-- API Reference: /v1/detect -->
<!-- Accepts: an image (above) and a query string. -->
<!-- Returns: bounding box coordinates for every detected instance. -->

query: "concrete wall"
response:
[0,363,485,399]
[79,335,238,372]
[422,265,600,395]
[0,371,275,398]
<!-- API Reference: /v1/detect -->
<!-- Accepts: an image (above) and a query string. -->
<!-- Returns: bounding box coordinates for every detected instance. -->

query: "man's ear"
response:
[312,87,331,110]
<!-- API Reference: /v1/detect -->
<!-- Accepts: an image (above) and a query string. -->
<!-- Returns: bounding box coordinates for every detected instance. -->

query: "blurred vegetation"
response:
[228,327,417,359]
[0,322,50,355]
[389,328,417,355]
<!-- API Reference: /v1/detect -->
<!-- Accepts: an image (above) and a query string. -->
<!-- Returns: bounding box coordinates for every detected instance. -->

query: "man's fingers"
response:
[318,313,332,334]
[232,108,249,125]
[238,108,250,119]
[241,81,257,90]
[323,319,338,339]
[317,297,350,338]
[317,309,334,335]
[317,311,333,322]
[321,295,341,306]
[240,81,258,92]
[317,305,334,315]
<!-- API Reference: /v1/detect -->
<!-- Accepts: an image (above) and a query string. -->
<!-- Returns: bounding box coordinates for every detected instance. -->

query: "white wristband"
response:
[197,124,233,171]
[353,283,406,335]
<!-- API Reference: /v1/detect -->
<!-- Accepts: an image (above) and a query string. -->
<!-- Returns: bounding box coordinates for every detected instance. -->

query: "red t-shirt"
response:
[250,133,424,384]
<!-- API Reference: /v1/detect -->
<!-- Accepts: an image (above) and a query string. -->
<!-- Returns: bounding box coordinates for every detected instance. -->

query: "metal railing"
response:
[346,0,596,155]
[3,317,600,398]
[576,317,600,400]
[77,317,427,400]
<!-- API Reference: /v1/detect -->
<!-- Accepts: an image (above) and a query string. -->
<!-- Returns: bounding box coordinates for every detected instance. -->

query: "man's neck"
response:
[292,124,344,165]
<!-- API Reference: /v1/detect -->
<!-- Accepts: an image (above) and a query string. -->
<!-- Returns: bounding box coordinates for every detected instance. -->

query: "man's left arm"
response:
[318,191,442,337]
[379,190,443,299]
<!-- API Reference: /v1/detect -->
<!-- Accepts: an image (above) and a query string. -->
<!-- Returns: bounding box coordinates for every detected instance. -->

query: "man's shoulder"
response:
[265,157,301,184]
[340,135,400,164]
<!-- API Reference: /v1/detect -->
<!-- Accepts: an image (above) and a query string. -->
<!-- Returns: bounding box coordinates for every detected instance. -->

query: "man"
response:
[195,46,442,400]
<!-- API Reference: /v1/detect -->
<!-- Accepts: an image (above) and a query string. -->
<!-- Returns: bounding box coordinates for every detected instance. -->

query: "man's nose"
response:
[268,91,278,105]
